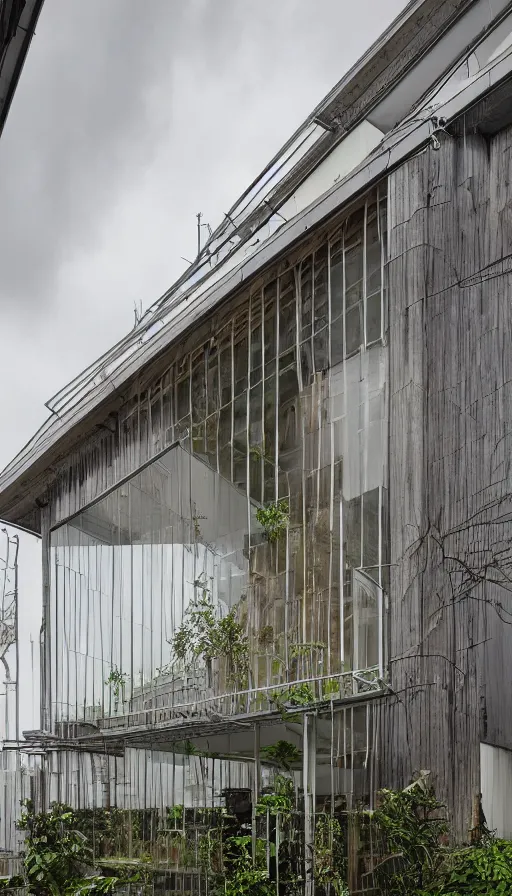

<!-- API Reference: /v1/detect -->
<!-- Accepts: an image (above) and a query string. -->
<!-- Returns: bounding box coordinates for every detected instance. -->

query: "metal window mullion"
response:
[363,199,368,348]
[378,484,384,678]
[230,320,235,483]
[275,279,280,501]
[327,239,334,674]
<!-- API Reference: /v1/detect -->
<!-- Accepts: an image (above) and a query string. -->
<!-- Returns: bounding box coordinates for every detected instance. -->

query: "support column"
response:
[303,712,316,896]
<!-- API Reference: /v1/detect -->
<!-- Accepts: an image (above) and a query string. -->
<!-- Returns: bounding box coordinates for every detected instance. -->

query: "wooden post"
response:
[347,811,360,893]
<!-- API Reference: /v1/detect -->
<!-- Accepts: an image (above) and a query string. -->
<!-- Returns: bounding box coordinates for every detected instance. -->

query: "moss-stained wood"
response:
[382,128,512,839]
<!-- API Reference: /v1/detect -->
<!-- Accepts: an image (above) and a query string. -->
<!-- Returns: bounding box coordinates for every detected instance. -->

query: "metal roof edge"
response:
[0,0,45,136]
[1,46,512,521]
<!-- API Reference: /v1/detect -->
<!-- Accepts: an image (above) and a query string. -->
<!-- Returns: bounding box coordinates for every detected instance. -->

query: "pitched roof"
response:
[2,0,512,527]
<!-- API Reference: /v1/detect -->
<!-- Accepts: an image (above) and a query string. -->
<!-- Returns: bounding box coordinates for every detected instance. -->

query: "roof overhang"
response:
[0,0,44,137]
[3,0,512,529]
[3,48,512,530]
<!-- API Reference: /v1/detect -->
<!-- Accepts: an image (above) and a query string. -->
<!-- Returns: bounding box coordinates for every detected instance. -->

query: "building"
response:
[2,0,512,889]
[0,0,44,869]
[0,0,44,137]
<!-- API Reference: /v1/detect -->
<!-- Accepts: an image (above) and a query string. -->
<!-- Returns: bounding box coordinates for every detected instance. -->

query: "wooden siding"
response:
[382,127,512,838]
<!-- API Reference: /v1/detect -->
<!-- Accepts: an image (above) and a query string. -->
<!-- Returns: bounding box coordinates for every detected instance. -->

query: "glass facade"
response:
[49,186,389,730]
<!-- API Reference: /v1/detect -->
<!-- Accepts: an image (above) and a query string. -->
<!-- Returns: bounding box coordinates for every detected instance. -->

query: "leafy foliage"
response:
[313,815,348,896]
[289,642,326,659]
[256,500,289,542]
[16,801,145,896]
[287,683,315,705]
[166,805,184,826]
[270,683,315,717]
[170,580,249,686]
[322,677,341,698]
[0,876,24,890]
[104,667,127,700]
[218,835,274,896]
[369,782,448,895]
[256,774,295,819]
[260,740,301,771]
[422,838,512,895]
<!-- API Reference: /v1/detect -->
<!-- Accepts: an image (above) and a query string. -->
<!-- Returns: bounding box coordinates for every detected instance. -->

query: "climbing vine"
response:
[256,500,289,542]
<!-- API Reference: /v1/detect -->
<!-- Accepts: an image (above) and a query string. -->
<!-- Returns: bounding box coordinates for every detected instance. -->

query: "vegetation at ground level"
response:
[1,780,512,895]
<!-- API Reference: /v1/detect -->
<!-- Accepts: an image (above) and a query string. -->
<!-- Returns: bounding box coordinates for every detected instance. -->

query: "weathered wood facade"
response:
[3,0,512,885]
[381,127,512,838]
[28,121,512,846]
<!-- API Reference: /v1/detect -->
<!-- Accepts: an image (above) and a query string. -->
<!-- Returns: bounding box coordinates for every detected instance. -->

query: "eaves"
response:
[1,47,512,523]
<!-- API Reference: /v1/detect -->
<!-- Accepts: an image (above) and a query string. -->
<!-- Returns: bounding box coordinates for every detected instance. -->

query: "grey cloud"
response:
[0,0,187,305]
[0,0,407,469]
[0,0,406,311]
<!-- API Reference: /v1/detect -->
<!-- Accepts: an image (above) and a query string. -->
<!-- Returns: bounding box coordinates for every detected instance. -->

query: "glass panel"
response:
[191,353,206,423]
[233,335,248,397]
[330,239,343,320]
[176,375,190,422]
[300,256,313,341]
[314,244,329,332]
[47,189,389,747]
[279,270,296,355]
[219,330,232,406]
[50,445,263,726]
[250,292,263,383]
[366,291,381,344]
[352,569,380,670]
[207,344,219,414]
[264,282,277,376]
[345,304,362,357]
[218,403,232,480]
[263,375,276,462]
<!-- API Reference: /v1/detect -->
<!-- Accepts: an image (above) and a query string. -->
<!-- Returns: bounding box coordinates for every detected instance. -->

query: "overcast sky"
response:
[0,0,408,734]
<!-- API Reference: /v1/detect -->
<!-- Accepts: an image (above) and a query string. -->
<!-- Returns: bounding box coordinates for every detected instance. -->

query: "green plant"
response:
[287,682,315,705]
[249,442,273,464]
[198,826,223,876]
[171,582,249,686]
[256,500,289,542]
[431,837,512,895]
[0,876,24,890]
[256,792,293,817]
[166,805,184,825]
[322,677,341,698]
[368,781,448,895]
[16,801,140,896]
[289,642,326,658]
[271,682,315,715]
[260,740,301,771]
[104,667,127,699]
[191,504,207,540]
[219,836,274,896]
[313,814,348,896]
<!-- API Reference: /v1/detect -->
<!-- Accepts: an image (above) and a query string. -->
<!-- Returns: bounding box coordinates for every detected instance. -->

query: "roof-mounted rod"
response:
[313,116,336,132]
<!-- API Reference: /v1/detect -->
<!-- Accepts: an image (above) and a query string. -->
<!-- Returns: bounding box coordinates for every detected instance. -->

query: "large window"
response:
[49,188,388,730]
